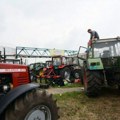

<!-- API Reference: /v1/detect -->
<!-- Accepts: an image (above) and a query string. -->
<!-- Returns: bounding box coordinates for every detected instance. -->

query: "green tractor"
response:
[29,62,46,82]
[78,37,120,97]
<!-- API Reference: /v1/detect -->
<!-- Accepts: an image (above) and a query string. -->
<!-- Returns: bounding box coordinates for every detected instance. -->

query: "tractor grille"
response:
[17,77,30,85]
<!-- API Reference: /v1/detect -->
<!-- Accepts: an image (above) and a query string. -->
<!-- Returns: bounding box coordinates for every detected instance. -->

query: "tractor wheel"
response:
[73,69,81,79]
[83,70,102,97]
[60,67,71,82]
[5,89,59,120]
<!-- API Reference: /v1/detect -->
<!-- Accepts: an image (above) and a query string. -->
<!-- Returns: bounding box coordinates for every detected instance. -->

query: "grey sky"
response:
[0,0,120,51]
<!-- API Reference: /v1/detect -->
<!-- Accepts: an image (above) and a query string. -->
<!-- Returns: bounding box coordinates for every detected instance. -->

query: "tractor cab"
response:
[46,60,52,68]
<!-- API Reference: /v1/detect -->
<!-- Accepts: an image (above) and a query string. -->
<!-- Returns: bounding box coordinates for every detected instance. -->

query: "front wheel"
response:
[5,89,59,120]
[83,70,102,97]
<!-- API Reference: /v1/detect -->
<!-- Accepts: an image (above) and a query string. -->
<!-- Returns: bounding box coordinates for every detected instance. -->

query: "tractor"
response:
[41,55,81,86]
[52,55,81,81]
[0,62,59,120]
[41,58,63,86]
[78,37,120,97]
[29,62,46,82]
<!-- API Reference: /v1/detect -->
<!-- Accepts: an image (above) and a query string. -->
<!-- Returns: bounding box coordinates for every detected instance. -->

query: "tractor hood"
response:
[87,58,104,70]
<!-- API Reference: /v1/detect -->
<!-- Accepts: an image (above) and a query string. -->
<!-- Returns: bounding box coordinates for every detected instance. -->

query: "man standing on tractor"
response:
[87,29,99,46]
[88,29,99,40]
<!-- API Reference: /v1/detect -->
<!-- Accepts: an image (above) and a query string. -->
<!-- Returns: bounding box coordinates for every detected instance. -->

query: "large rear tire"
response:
[73,69,81,79]
[5,89,59,120]
[83,70,102,97]
[60,67,71,82]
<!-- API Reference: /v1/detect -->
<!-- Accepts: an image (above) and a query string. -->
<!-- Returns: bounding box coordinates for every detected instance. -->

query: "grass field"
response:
[54,87,120,120]
[53,82,82,88]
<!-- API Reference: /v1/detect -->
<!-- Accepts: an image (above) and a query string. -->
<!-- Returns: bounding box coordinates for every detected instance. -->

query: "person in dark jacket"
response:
[87,29,99,40]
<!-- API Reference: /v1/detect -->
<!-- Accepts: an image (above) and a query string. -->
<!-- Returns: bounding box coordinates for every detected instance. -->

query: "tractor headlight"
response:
[3,85,9,91]
[3,83,13,92]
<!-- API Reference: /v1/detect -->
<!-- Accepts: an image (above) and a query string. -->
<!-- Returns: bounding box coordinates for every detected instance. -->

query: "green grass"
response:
[53,82,83,88]
[54,88,120,120]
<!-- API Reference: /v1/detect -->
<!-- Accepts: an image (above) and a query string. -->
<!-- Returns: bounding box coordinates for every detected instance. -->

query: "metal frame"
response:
[16,46,78,58]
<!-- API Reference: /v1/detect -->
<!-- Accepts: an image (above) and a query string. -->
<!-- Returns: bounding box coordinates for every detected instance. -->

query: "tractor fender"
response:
[0,83,39,115]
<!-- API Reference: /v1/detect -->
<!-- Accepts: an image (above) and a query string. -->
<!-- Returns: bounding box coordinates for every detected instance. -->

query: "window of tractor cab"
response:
[93,40,120,58]
[72,57,79,65]
[66,57,72,65]
[53,57,61,66]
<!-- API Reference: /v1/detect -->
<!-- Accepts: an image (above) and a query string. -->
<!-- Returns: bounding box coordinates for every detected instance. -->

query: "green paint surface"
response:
[87,58,104,70]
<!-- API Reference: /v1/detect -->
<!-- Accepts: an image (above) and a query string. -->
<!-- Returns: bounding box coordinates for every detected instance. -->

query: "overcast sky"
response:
[0,0,120,51]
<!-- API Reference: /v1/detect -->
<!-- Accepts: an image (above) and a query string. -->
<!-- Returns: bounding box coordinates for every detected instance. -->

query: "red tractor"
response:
[41,55,82,86]
[0,62,59,120]
[41,60,62,86]
[52,55,81,81]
